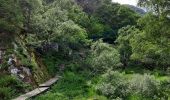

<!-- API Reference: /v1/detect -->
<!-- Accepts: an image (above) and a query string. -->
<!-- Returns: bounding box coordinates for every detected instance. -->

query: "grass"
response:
[122,65,170,82]
[33,62,170,100]
[0,75,32,100]
[34,71,107,100]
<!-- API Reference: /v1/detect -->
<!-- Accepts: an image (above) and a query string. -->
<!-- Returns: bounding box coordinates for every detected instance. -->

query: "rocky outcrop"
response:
[0,36,52,87]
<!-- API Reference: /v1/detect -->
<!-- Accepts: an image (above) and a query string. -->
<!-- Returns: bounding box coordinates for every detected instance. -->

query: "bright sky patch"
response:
[112,0,138,6]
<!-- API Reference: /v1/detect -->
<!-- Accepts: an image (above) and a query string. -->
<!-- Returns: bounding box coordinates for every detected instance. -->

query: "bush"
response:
[0,87,15,100]
[0,75,31,100]
[96,71,128,99]
[0,76,18,87]
[90,40,121,73]
[36,72,88,99]
[96,71,168,100]
[51,72,88,97]
[35,92,68,100]
[0,62,8,70]
[128,74,160,99]
[42,53,63,76]
[159,79,170,99]
[35,71,107,100]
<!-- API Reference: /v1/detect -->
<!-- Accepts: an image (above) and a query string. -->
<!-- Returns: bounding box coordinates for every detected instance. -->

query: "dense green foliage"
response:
[0,0,170,100]
[35,72,107,100]
[97,71,167,99]
[90,40,121,72]
[0,75,31,100]
[132,14,170,67]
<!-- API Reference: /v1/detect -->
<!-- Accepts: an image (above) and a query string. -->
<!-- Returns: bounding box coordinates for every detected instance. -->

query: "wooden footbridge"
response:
[13,76,59,100]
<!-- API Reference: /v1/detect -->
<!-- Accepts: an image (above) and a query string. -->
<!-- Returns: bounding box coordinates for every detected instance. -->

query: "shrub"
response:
[96,71,128,99]
[0,62,8,70]
[35,92,68,100]
[0,87,15,100]
[96,72,167,100]
[0,75,31,99]
[0,75,18,87]
[0,76,20,100]
[66,63,80,72]
[128,74,160,99]
[48,72,88,98]
[158,79,170,99]
[35,71,106,100]
[42,54,63,76]
[90,40,121,73]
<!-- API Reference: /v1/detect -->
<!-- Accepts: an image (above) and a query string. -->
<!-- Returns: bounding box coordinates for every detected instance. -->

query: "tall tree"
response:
[76,0,140,42]
[0,0,23,33]
[26,0,88,53]
[75,0,111,14]
[116,26,140,68]
[130,14,170,69]
[90,40,121,72]
[138,0,170,16]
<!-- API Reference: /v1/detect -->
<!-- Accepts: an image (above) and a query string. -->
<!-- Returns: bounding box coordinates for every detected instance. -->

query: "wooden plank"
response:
[13,77,59,100]
[13,87,49,100]
[39,77,58,87]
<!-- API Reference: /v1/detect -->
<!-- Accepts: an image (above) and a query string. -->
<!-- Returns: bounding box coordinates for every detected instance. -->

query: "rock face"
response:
[6,51,51,85]
[22,67,31,76]
[8,65,19,76]
[0,36,52,87]
[8,56,32,83]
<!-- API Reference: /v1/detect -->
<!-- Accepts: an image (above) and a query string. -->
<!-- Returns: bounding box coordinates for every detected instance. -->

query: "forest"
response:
[0,0,170,100]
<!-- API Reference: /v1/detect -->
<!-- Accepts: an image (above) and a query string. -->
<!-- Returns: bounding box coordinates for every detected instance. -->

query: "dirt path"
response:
[13,76,59,100]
